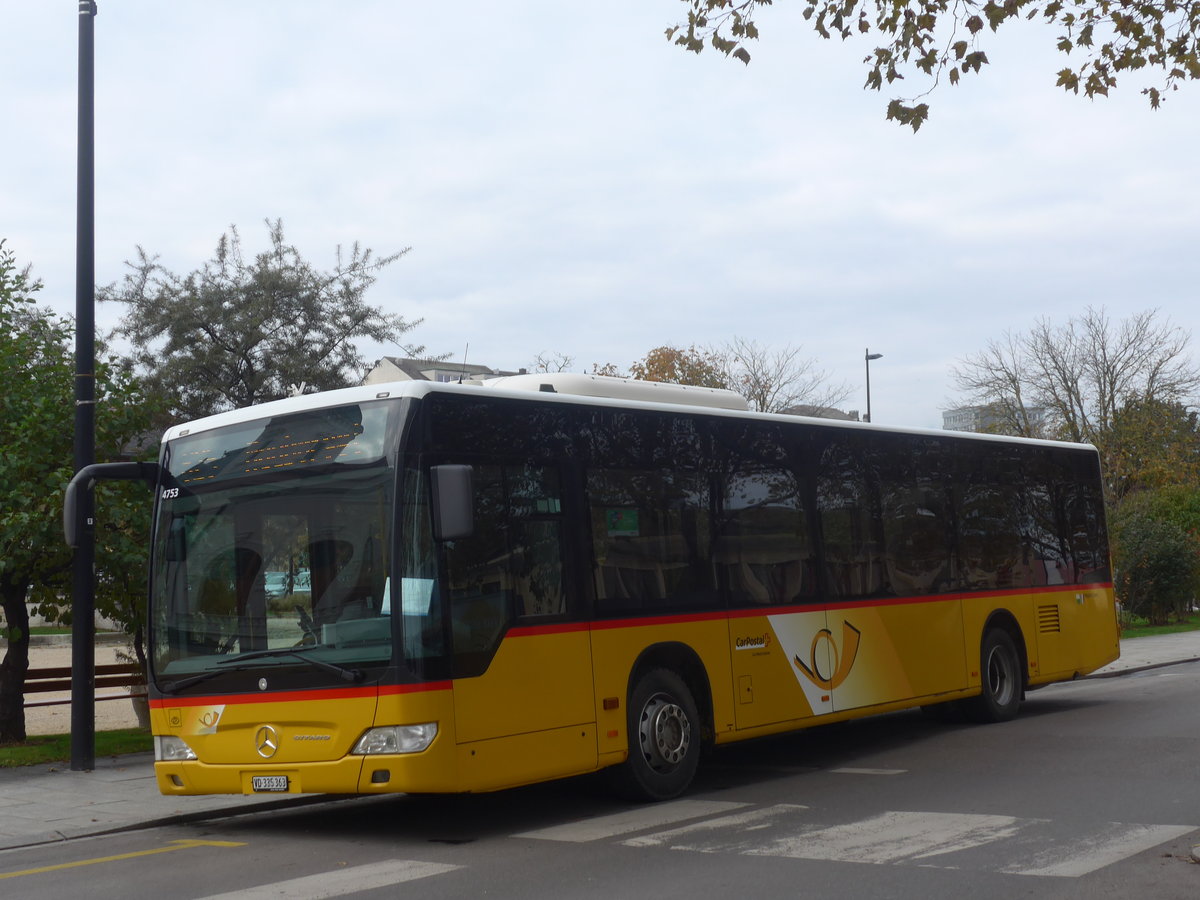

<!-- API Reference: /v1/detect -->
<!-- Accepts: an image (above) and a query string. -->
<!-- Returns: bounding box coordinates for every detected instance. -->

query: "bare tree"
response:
[953,307,1200,445]
[594,339,849,415]
[723,337,851,415]
[530,351,575,373]
[952,332,1050,438]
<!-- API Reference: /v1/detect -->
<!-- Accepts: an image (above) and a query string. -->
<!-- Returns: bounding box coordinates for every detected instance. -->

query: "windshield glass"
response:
[150,401,399,691]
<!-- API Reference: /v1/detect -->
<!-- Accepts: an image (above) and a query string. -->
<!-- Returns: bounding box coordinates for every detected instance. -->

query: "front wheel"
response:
[969,628,1022,723]
[608,668,701,802]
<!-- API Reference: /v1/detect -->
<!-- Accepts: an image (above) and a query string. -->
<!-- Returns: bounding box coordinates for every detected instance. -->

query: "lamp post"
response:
[864,349,883,423]
[71,0,98,771]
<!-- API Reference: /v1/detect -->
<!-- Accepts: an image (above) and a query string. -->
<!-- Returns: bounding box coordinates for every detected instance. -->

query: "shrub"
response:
[1111,499,1200,626]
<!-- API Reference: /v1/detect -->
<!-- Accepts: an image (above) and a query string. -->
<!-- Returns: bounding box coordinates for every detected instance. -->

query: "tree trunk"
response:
[0,577,31,743]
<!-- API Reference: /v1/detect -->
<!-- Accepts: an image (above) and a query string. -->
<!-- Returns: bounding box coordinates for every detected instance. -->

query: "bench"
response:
[23,663,145,708]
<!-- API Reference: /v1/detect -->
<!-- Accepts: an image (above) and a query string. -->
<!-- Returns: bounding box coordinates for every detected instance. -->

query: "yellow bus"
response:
[67,373,1118,801]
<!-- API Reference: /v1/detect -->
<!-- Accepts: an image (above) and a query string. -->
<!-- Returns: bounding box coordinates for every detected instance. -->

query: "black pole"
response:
[864,348,872,424]
[864,349,882,424]
[71,0,98,772]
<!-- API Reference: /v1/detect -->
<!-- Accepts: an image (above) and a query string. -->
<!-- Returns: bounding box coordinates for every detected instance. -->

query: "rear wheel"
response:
[969,628,1022,723]
[608,668,701,802]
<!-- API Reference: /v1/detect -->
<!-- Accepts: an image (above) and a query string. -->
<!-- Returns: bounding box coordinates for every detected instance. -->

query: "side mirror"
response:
[430,464,474,541]
[63,461,162,547]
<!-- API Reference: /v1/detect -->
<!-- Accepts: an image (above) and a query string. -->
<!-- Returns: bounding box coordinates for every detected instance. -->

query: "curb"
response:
[1083,656,1200,679]
[0,793,357,853]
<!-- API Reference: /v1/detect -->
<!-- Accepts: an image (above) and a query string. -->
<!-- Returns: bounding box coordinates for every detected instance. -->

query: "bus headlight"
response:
[154,735,198,761]
[351,723,438,755]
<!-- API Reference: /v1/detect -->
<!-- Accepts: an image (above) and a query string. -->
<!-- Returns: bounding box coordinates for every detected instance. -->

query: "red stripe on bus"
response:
[506,622,592,638]
[590,610,731,630]
[149,680,452,708]
[378,681,453,697]
[602,583,1114,629]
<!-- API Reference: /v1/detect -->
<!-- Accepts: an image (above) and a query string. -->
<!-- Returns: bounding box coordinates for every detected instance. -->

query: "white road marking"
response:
[515,799,750,842]
[192,860,462,900]
[1000,821,1197,877]
[750,810,1026,864]
[623,804,809,851]
[830,767,907,776]
[620,804,1197,877]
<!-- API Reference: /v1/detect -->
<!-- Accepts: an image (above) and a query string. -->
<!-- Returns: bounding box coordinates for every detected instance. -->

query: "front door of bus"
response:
[443,462,597,786]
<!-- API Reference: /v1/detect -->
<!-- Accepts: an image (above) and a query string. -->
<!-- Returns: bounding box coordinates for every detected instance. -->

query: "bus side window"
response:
[445,465,511,668]
[507,464,566,617]
[444,462,569,674]
[587,468,716,614]
[957,449,1023,591]
[876,438,955,597]
[815,436,889,599]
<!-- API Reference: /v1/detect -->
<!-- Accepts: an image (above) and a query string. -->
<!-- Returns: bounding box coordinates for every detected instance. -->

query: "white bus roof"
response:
[159,374,1093,454]
[161,374,748,442]
[478,373,749,410]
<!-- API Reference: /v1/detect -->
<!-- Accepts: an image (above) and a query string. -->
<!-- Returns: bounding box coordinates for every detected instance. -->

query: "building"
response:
[363,357,524,386]
[942,403,1048,435]
[781,405,861,421]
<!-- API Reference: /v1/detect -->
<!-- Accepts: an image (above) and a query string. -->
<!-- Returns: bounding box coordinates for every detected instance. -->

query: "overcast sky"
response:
[4,2,1199,429]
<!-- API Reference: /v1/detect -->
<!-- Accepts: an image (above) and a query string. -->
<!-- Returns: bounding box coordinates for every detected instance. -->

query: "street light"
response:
[72,0,99,773]
[864,349,883,423]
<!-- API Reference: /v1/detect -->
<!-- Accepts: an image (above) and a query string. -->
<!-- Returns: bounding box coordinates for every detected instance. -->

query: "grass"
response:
[0,727,152,768]
[1120,612,1200,640]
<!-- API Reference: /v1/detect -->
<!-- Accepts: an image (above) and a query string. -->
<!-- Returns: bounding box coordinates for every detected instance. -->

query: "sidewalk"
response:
[1,631,1198,852]
[1087,630,1200,678]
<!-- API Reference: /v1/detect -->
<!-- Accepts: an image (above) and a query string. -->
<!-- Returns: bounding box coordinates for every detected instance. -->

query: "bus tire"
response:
[970,628,1022,723]
[609,668,701,802]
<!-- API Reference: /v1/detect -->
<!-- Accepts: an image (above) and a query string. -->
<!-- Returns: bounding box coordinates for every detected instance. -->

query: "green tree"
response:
[0,242,162,742]
[1104,398,1200,499]
[100,219,427,422]
[1110,489,1200,626]
[630,345,732,389]
[668,0,1200,130]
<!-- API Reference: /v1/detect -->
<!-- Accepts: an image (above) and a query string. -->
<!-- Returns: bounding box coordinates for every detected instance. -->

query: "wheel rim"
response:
[985,644,1015,706]
[637,694,691,771]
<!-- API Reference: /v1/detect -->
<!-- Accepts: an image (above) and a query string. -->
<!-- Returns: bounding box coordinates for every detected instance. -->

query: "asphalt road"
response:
[3,662,1199,899]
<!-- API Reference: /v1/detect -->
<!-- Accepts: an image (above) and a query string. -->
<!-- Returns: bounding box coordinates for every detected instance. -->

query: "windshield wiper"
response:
[158,668,227,694]
[217,647,365,683]
[158,648,364,694]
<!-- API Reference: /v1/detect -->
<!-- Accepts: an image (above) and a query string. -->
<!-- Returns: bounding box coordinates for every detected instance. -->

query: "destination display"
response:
[168,404,389,487]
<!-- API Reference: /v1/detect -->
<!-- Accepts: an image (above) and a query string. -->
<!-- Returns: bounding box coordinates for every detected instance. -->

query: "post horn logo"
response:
[794,620,862,690]
[255,725,280,759]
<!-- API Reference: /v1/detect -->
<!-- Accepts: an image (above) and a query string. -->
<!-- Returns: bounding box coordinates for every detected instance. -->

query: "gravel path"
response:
[21,642,143,737]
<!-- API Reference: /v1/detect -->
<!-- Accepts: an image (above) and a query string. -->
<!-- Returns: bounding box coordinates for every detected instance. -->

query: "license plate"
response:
[251,775,289,792]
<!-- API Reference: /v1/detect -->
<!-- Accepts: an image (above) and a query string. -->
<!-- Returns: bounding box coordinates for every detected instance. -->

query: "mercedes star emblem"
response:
[255,724,279,759]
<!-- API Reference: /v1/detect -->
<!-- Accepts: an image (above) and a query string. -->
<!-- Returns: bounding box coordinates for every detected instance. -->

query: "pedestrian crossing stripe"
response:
[192,860,462,900]
[619,805,1195,877]
[514,799,750,842]
[519,801,1194,878]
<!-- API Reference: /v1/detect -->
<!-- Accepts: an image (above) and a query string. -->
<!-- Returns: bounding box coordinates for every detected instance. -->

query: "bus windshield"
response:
[149,401,400,692]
